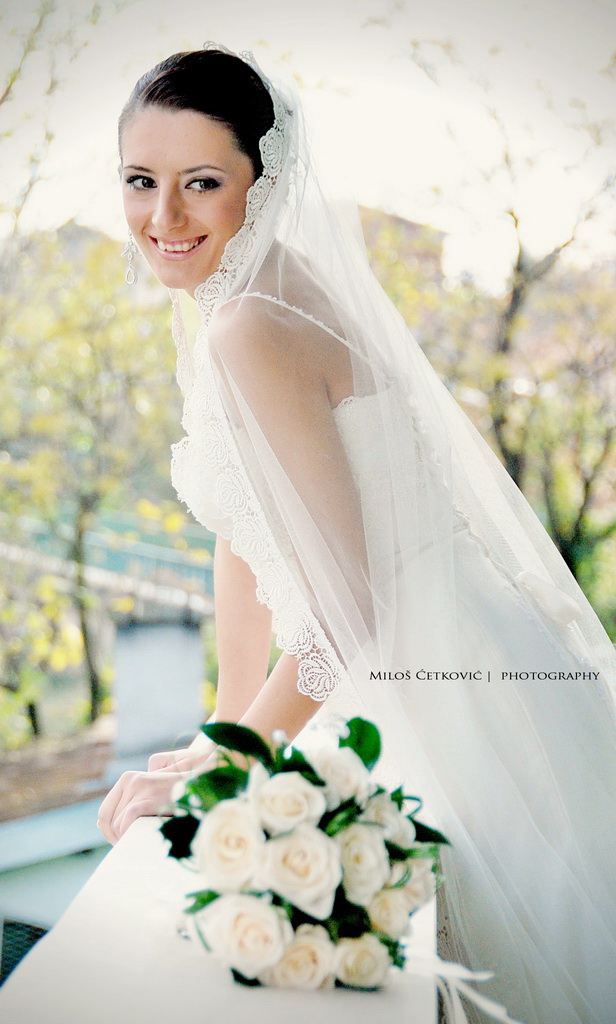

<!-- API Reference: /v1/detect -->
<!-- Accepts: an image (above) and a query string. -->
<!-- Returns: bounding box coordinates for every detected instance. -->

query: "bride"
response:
[99,46,616,1024]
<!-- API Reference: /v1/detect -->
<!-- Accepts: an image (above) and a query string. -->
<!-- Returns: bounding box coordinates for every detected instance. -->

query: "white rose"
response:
[367,887,412,939]
[259,924,336,990]
[249,767,327,836]
[197,893,293,979]
[192,797,265,892]
[335,822,390,907]
[360,793,416,848]
[257,823,342,919]
[306,742,374,809]
[389,857,435,912]
[335,933,391,989]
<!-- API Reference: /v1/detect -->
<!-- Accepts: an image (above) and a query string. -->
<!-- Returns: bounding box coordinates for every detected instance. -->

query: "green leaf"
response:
[269,894,295,920]
[159,814,199,859]
[329,887,372,936]
[385,863,413,889]
[186,764,249,811]
[323,798,362,836]
[273,746,325,786]
[201,722,275,770]
[339,717,381,770]
[185,889,220,914]
[407,843,440,862]
[412,820,450,845]
[378,935,405,969]
[231,969,262,987]
[390,785,405,809]
[385,839,415,861]
[174,792,193,814]
[390,788,423,816]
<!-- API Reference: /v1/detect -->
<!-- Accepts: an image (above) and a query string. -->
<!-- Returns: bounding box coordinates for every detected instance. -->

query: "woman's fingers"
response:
[98,743,220,846]
[147,748,190,771]
[97,770,178,845]
[148,746,216,774]
[114,798,165,841]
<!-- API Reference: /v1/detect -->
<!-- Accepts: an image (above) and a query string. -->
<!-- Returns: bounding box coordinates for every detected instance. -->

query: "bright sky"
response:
[1,0,615,292]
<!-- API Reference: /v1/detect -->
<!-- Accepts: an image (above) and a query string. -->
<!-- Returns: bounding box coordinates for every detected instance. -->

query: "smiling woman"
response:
[117,49,272,294]
[121,108,256,292]
[97,44,616,1024]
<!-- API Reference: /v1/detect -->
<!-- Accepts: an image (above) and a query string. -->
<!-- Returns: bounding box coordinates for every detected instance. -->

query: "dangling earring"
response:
[121,231,138,285]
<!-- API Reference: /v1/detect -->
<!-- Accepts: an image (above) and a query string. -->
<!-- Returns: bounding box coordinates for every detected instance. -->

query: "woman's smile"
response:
[150,234,207,256]
[121,107,255,294]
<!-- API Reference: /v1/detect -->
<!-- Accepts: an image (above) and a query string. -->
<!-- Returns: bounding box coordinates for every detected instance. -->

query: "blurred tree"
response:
[0,568,83,747]
[364,207,616,637]
[0,225,181,722]
[0,0,133,235]
[0,0,164,744]
[403,37,613,489]
[518,265,616,592]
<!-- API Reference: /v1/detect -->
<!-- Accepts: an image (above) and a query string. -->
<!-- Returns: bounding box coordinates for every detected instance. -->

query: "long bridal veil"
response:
[169,46,616,1024]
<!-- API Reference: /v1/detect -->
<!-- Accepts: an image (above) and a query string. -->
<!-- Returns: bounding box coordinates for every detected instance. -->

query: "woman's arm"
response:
[98,535,275,843]
[238,651,320,741]
[212,534,273,721]
[146,534,274,770]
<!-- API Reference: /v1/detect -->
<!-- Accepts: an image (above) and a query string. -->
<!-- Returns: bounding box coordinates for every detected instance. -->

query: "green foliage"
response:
[0,567,85,746]
[327,887,371,940]
[184,889,220,914]
[0,228,180,524]
[201,722,276,771]
[230,969,262,987]
[411,821,451,846]
[0,225,185,736]
[338,716,381,770]
[159,813,200,859]
[272,745,324,787]
[322,798,363,837]
[185,764,250,812]
[377,935,405,970]
[364,208,616,638]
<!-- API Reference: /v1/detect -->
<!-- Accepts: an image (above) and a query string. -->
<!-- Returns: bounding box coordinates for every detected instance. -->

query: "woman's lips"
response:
[150,235,207,258]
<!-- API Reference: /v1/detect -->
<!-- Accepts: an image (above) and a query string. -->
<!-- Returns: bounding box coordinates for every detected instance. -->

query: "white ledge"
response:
[0,817,436,1024]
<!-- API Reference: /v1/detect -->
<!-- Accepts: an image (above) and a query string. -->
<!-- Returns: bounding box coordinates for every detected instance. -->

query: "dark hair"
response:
[118,49,275,178]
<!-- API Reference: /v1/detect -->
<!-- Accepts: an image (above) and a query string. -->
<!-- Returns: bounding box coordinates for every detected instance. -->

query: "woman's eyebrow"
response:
[182,163,225,174]
[122,163,225,174]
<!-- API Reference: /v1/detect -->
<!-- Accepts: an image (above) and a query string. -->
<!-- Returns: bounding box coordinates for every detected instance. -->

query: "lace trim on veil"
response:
[171,294,346,701]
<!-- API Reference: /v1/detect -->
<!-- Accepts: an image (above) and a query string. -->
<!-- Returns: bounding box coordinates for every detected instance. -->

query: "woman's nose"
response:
[151,186,186,232]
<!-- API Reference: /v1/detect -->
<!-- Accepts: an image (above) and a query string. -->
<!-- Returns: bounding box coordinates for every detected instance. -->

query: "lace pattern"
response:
[169,56,347,702]
[172,315,346,701]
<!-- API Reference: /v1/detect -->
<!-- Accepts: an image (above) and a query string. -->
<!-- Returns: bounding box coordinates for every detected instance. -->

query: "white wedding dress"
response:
[301,387,616,1024]
[167,48,616,1024]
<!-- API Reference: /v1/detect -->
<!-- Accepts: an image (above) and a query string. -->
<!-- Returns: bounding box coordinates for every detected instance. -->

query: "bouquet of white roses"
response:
[161,717,448,991]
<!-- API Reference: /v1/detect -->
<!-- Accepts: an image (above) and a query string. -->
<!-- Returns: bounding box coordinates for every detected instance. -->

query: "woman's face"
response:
[121,106,256,294]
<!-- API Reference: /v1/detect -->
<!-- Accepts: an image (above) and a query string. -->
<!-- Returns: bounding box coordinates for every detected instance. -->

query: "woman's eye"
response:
[125,175,155,190]
[187,178,221,192]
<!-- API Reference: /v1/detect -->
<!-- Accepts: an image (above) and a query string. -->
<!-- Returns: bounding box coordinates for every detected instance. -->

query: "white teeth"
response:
[156,237,204,252]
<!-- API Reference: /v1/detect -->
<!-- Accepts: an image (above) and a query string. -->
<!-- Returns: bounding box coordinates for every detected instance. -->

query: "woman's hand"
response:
[98,739,217,845]
[97,768,181,846]
[146,746,213,772]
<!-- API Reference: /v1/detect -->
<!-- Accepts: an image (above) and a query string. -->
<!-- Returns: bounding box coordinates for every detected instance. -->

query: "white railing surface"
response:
[0,817,436,1024]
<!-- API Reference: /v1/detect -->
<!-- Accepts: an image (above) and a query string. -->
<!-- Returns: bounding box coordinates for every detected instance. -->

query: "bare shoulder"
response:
[208,244,352,397]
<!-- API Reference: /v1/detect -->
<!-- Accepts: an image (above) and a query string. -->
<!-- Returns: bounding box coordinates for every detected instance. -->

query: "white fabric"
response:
[169,46,616,1024]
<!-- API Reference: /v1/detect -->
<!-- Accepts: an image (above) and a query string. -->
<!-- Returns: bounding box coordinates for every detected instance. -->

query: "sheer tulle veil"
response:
[169,44,616,1024]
